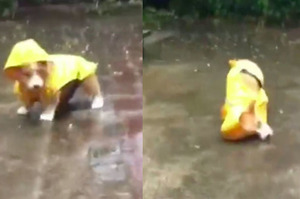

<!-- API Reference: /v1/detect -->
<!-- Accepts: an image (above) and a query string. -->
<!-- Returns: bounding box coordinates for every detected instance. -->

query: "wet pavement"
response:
[143,19,300,199]
[0,5,142,199]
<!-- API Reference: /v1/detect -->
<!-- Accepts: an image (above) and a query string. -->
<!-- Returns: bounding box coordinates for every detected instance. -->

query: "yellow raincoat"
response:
[221,59,268,140]
[3,39,97,98]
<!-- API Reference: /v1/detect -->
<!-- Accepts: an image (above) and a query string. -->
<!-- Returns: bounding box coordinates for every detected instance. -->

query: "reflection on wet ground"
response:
[0,5,142,199]
[144,19,300,199]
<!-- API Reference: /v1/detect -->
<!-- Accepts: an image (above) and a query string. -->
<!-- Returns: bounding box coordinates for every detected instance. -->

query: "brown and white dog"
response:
[4,39,103,121]
[221,59,273,140]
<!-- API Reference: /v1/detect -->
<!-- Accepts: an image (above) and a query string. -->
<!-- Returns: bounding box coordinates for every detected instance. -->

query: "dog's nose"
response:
[33,85,41,89]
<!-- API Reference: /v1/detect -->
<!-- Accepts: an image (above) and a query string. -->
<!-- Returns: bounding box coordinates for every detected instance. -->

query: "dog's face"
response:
[4,61,52,90]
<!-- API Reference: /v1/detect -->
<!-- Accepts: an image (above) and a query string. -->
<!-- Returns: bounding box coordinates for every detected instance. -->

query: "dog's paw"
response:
[40,112,55,121]
[91,96,104,109]
[17,106,28,115]
[257,123,273,140]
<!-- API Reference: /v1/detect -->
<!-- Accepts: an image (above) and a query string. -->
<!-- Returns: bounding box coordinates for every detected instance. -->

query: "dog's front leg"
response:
[17,106,29,115]
[17,90,34,115]
[40,91,59,121]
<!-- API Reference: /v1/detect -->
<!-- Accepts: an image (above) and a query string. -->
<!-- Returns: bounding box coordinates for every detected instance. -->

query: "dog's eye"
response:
[23,72,31,77]
[37,61,47,66]
[38,68,47,75]
[21,68,32,77]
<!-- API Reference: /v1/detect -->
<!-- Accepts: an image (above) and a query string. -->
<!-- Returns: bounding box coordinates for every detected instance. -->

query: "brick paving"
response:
[0,5,142,199]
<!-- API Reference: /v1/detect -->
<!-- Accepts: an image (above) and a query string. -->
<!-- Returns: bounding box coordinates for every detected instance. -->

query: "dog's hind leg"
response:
[40,104,57,121]
[81,75,103,109]
[39,91,59,121]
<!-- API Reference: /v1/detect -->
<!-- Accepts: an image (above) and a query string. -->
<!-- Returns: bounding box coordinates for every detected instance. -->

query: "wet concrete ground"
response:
[143,20,300,199]
[0,5,142,199]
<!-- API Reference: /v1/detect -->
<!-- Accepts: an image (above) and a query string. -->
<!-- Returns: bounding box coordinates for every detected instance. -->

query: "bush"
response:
[0,0,49,17]
[144,0,300,23]
[0,0,17,17]
[143,7,175,29]
[0,0,122,18]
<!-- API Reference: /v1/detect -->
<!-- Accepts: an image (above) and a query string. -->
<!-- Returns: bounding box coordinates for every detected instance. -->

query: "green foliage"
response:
[26,0,47,4]
[0,0,48,18]
[143,7,175,29]
[0,0,17,17]
[145,0,300,23]
[0,0,119,19]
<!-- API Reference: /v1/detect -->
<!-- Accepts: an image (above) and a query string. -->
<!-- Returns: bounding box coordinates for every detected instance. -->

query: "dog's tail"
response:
[228,59,237,68]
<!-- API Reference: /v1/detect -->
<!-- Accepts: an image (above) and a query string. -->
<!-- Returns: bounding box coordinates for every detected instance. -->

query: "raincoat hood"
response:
[228,59,264,86]
[4,39,50,70]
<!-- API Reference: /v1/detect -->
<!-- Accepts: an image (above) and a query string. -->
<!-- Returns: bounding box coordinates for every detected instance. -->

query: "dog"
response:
[3,39,103,121]
[220,59,273,141]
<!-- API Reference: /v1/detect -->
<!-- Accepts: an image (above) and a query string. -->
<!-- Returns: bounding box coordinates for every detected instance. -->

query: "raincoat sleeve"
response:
[256,89,268,123]
[221,103,245,133]
[221,78,252,133]
[76,57,98,81]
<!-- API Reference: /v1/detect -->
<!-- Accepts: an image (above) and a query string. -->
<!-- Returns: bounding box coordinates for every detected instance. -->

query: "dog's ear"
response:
[3,67,23,81]
[45,61,54,74]
[229,59,237,68]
